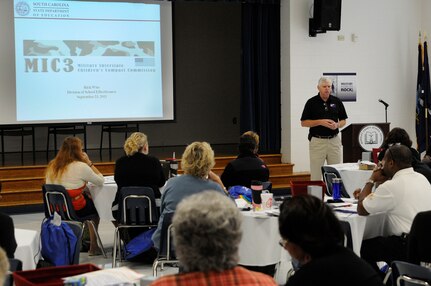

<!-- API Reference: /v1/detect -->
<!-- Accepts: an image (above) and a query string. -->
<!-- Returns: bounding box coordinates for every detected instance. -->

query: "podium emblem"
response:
[358,125,384,151]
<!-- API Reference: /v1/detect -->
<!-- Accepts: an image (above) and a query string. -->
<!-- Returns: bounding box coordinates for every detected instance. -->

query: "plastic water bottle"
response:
[332,178,342,201]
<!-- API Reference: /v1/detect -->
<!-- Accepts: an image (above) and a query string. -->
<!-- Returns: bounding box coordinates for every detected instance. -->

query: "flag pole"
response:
[425,36,430,152]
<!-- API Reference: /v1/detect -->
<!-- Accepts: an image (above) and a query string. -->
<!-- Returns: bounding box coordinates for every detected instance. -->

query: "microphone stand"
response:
[385,105,388,123]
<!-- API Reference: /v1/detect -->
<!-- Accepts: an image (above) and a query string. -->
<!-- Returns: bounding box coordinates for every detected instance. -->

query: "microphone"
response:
[378,99,389,108]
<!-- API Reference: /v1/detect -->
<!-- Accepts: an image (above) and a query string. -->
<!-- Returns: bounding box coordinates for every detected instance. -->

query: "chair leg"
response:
[46,131,50,162]
[153,260,160,277]
[1,132,5,165]
[112,227,119,267]
[31,127,36,164]
[87,220,107,258]
[20,130,24,165]
[108,129,112,161]
[100,128,104,160]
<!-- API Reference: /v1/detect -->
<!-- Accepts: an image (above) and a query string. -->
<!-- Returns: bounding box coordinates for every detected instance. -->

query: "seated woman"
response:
[151,191,277,286]
[45,136,104,256]
[377,127,431,183]
[0,212,17,259]
[112,132,166,220]
[221,131,269,190]
[151,141,226,250]
[278,195,384,286]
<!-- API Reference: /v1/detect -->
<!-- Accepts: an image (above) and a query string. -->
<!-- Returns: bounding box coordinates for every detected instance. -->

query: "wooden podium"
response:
[341,123,390,162]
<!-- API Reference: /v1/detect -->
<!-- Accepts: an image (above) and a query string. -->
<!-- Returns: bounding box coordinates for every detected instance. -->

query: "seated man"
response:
[278,195,383,286]
[221,132,269,190]
[150,191,277,286]
[377,127,431,183]
[354,144,431,273]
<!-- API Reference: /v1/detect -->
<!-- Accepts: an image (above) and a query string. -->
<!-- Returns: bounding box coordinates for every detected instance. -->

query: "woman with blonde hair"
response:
[45,136,104,255]
[113,132,166,220]
[151,141,226,250]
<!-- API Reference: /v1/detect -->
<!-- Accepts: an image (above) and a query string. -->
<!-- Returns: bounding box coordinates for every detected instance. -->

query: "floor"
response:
[11,212,179,280]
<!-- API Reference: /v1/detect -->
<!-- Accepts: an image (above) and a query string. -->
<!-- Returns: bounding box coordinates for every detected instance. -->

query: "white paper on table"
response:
[104,176,116,184]
[63,267,144,286]
[235,198,249,209]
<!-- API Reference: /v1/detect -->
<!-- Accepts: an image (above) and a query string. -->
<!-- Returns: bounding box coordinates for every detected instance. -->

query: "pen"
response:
[334,209,357,214]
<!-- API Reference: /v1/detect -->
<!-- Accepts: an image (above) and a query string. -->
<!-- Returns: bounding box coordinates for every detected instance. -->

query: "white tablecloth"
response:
[238,205,386,265]
[88,177,162,222]
[14,229,40,270]
[88,181,117,221]
[238,211,287,266]
[327,163,373,197]
[335,211,386,256]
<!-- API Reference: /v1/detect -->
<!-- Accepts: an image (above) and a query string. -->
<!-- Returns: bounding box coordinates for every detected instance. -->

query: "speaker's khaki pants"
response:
[309,136,342,180]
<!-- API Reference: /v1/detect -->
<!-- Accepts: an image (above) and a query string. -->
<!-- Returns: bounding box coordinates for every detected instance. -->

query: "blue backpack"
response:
[41,215,78,266]
[125,228,156,260]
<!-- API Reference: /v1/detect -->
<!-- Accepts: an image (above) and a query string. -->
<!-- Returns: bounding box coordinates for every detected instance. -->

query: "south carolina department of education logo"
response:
[15,1,30,16]
[358,125,384,151]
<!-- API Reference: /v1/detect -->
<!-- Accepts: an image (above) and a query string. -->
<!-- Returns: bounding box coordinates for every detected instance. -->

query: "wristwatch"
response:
[366,179,375,185]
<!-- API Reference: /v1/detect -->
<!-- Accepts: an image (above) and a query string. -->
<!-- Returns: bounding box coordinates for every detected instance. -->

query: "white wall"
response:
[423,0,431,33]
[281,0,425,172]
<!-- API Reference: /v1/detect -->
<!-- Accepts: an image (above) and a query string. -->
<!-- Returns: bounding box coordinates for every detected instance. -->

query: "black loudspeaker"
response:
[313,0,342,31]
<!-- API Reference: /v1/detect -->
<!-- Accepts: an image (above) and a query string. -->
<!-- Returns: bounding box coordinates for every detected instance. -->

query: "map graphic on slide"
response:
[23,40,155,59]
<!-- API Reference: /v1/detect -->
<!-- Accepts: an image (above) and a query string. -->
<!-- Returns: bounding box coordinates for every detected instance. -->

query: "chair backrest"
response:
[290,180,326,200]
[321,166,350,198]
[262,181,272,192]
[372,148,383,164]
[119,187,158,225]
[408,210,431,265]
[391,260,431,286]
[63,221,84,265]
[4,258,22,286]
[42,184,79,221]
[158,212,176,259]
[339,220,353,250]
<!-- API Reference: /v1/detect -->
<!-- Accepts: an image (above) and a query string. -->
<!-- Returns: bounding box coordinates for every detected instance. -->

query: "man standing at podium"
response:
[301,77,348,180]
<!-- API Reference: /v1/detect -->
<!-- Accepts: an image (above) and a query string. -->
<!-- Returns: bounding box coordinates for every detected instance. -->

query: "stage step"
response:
[0,154,310,208]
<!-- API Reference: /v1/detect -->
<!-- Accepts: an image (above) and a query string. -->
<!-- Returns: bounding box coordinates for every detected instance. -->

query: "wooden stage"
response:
[0,146,310,210]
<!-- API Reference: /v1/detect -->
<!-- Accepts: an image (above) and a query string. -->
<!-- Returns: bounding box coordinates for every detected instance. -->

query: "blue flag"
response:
[416,40,431,153]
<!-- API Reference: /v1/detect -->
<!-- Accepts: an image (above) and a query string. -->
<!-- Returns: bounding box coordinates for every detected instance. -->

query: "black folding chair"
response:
[63,221,84,265]
[408,210,431,266]
[99,123,139,160]
[321,166,350,198]
[391,260,431,286]
[152,212,179,277]
[42,184,106,258]
[112,186,158,267]
[4,258,22,286]
[339,220,353,250]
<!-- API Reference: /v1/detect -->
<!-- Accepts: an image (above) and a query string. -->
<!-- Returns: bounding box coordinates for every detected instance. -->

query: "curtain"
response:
[240,1,281,153]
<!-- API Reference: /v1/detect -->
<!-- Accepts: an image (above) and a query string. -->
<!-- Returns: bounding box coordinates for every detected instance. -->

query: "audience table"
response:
[88,176,117,221]
[238,210,286,267]
[14,228,40,270]
[327,163,373,197]
[88,176,162,221]
[334,208,386,255]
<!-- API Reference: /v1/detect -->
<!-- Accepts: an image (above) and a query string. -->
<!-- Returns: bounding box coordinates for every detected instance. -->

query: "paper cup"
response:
[260,193,273,210]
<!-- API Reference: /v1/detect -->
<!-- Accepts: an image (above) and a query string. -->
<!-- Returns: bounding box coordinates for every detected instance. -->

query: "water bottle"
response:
[332,178,342,201]
[251,180,263,211]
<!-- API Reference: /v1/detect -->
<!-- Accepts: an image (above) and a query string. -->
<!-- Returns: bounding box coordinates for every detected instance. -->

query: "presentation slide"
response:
[0,0,174,125]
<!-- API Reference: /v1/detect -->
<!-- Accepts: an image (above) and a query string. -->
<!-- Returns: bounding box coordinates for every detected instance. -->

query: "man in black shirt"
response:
[301,77,348,180]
